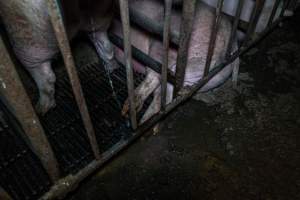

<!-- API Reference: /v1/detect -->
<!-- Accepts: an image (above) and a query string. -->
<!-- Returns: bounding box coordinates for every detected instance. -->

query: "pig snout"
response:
[0,0,115,114]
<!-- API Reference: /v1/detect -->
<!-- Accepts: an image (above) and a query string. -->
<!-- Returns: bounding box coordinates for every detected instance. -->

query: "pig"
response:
[0,0,116,114]
[116,0,239,123]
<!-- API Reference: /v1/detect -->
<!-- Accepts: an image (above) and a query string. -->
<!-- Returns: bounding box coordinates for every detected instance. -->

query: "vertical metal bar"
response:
[161,0,173,111]
[267,0,282,26]
[242,0,266,44]
[0,35,60,181]
[280,0,292,17]
[203,0,224,77]
[46,0,100,159]
[226,0,245,58]
[173,0,197,96]
[119,0,138,129]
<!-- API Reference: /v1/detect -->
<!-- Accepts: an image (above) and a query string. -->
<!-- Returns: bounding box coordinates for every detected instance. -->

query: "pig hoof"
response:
[121,95,144,117]
[193,92,217,105]
[103,58,120,73]
[35,98,56,115]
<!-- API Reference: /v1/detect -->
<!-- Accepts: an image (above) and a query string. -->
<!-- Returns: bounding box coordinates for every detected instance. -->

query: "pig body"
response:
[116,0,239,123]
[0,0,115,114]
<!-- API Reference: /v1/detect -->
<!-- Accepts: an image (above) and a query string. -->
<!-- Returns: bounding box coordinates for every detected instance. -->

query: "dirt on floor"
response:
[67,10,300,200]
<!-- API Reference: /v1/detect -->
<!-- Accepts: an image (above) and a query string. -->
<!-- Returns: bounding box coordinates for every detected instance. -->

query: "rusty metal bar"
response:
[161,0,173,111]
[173,0,197,96]
[0,35,60,181]
[242,0,266,44]
[119,0,138,130]
[46,0,100,159]
[226,0,245,58]
[0,186,13,200]
[267,0,282,26]
[40,16,285,200]
[109,32,176,85]
[203,0,224,77]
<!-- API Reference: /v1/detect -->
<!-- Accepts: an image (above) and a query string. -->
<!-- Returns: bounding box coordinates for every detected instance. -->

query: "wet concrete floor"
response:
[67,10,300,200]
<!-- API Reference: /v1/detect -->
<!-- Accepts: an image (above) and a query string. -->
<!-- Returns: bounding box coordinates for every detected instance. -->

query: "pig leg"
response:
[27,62,56,115]
[122,68,160,116]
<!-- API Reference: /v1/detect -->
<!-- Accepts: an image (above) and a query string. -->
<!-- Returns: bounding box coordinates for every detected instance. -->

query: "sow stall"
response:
[0,0,297,199]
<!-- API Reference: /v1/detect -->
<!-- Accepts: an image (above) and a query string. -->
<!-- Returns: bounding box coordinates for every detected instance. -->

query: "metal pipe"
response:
[226,0,245,58]
[0,35,60,182]
[173,0,197,96]
[267,0,281,27]
[40,17,285,200]
[242,0,266,45]
[128,6,179,46]
[203,0,224,77]
[161,0,173,111]
[109,33,176,85]
[119,0,138,130]
[46,0,100,159]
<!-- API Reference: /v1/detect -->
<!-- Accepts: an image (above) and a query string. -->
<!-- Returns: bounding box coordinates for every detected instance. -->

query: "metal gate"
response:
[0,0,297,199]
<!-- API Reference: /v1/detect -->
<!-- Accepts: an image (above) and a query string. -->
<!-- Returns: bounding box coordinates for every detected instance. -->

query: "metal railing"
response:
[0,0,295,199]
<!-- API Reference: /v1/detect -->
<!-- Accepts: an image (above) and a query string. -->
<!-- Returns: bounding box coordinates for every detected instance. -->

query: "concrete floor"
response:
[67,10,300,200]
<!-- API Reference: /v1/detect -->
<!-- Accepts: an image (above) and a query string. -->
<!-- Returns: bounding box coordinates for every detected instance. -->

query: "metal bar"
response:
[128,6,179,46]
[280,0,292,18]
[161,0,173,111]
[242,0,266,44]
[0,35,60,181]
[0,186,13,200]
[267,0,282,27]
[46,0,100,159]
[119,0,138,130]
[109,33,176,85]
[173,0,197,96]
[203,0,224,77]
[226,0,245,58]
[40,17,285,200]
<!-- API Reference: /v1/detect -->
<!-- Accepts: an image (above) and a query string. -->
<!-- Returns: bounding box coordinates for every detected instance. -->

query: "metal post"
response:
[242,0,266,45]
[267,0,282,26]
[226,0,245,58]
[173,0,196,96]
[161,0,173,111]
[119,0,138,129]
[46,0,100,159]
[203,0,224,77]
[0,35,60,181]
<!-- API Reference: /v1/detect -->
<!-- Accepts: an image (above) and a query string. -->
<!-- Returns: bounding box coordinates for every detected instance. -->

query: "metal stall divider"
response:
[161,0,173,111]
[119,0,138,130]
[0,0,295,199]
[46,0,100,159]
[203,0,225,77]
[174,0,197,96]
[0,34,60,182]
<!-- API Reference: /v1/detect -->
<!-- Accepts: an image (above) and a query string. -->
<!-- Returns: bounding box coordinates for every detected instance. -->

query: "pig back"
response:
[0,0,59,67]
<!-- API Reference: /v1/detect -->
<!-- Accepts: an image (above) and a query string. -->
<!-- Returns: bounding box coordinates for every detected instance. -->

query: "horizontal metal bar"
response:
[174,0,197,96]
[161,0,173,111]
[204,0,224,76]
[40,16,286,199]
[46,0,100,159]
[109,32,176,85]
[0,34,60,182]
[128,5,180,46]
[119,0,138,130]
